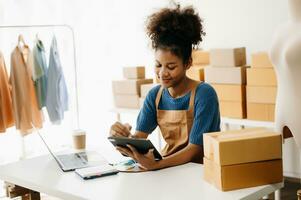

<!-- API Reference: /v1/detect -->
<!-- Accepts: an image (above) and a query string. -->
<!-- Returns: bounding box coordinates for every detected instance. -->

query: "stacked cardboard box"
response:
[186,50,209,81]
[139,83,159,107]
[203,128,283,191]
[247,52,277,121]
[205,47,247,118]
[112,66,153,109]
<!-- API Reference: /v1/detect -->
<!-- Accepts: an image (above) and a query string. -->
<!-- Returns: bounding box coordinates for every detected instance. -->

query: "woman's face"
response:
[155,49,189,88]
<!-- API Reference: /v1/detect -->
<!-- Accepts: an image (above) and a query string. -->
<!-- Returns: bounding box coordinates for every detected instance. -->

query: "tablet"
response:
[108,136,162,160]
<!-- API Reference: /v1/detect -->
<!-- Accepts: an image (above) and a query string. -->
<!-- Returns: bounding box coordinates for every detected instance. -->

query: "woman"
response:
[110,5,220,170]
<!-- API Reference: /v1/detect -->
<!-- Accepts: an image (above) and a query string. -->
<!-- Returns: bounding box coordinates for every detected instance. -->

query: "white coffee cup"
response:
[72,129,86,150]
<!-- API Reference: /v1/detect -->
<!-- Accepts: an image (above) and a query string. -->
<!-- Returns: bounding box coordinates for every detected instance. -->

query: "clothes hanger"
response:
[35,33,40,42]
[18,34,25,47]
[35,33,42,47]
[18,34,28,52]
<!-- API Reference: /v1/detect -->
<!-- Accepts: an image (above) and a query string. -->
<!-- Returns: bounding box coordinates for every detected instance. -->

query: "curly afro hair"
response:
[146,4,205,65]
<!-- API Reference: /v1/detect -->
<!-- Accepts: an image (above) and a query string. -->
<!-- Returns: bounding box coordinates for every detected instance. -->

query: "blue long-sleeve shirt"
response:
[136,82,220,145]
[46,36,68,124]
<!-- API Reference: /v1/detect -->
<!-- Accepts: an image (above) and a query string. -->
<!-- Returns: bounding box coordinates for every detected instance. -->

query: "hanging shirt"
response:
[0,51,14,133]
[136,82,221,145]
[32,39,48,109]
[10,46,43,135]
[46,36,69,124]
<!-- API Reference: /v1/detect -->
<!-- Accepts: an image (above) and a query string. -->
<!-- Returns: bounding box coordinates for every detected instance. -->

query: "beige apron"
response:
[156,83,203,163]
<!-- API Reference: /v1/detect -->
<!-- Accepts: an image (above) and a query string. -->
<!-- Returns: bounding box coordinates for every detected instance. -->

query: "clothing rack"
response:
[0,24,80,158]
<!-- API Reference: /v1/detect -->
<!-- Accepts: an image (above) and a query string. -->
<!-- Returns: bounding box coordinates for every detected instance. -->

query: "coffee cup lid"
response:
[73,129,86,136]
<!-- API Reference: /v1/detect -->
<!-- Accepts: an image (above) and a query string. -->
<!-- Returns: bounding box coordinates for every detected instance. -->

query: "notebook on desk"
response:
[75,165,119,179]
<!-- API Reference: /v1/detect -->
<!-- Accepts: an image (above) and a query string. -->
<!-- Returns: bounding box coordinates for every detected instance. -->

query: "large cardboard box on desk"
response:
[112,79,153,96]
[209,47,246,67]
[204,66,247,84]
[123,66,145,79]
[251,52,274,68]
[219,101,246,119]
[211,84,245,101]
[114,94,140,109]
[203,128,282,166]
[247,103,275,121]
[186,65,206,81]
[247,68,277,86]
[204,157,283,191]
[247,86,277,104]
[192,50,210,65]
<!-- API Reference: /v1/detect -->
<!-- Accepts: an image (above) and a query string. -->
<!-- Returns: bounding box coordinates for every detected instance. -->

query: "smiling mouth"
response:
[162,79,171,83]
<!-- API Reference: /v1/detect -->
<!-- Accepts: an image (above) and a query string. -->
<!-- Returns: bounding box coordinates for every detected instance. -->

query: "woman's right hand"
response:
[110,122,132,137]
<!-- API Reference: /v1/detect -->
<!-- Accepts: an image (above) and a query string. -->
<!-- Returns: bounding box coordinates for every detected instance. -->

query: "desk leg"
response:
[274,189,281,200]
[5,182,40,200]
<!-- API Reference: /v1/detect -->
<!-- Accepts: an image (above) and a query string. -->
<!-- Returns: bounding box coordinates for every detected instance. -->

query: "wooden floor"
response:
[0,178,300,200]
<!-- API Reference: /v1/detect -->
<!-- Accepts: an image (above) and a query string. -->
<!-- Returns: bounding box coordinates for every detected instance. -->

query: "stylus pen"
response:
[83,171,119,180]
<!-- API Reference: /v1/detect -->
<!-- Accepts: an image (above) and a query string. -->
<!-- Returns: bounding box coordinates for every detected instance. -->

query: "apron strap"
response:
[155,82,200,111]
[155,86,164,110]
[188,82,201,115]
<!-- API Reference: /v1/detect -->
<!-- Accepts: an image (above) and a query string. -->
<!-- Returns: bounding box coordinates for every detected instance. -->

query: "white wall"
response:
[0,0,299,177]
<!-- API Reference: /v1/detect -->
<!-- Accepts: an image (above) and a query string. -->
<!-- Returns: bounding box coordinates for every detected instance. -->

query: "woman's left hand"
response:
[116,145,161,170]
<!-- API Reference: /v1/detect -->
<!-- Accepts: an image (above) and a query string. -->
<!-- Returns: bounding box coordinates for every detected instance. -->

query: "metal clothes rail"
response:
[0,24,80,129]
[0,24,80,159]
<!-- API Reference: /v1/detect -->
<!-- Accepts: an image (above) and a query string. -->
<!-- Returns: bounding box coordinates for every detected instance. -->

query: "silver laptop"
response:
[35,126,89,172]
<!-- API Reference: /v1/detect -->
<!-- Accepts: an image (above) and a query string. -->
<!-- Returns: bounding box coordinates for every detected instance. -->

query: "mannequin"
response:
[270,0,301,146]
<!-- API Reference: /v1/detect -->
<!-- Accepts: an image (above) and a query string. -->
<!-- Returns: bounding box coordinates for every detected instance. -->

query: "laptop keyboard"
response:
[57,153,88,169]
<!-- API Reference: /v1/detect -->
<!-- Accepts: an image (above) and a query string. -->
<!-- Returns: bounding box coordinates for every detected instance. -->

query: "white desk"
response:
[0,155,283,200]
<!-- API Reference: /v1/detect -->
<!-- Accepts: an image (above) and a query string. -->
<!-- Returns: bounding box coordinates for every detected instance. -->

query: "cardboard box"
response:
[210,47,246,67]
[251,52,274,68]
[114,94,140,109]
[247,86,277,104]
[247,103,275,121]
[204,157,283,191]
[204,66,247,84]
[247,68,277,86]
[203,128,282,166]
[123,66,145,79]
[141,83,158,97]
[186,65,206,81]
[192,50,210,65]
[211,84,245,101]
[219,101,246,119]
[112,79,153,96]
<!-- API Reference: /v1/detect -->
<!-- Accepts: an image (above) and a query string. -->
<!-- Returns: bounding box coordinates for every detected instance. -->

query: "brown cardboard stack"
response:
[247,52,277,121]
[112,66,153,109]
[186,50,209,81]
[203,128,283,191]
[205,47,247,118]
[139,83,159,107]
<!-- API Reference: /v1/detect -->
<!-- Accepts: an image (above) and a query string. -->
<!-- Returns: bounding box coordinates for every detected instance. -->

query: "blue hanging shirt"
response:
[46,36,69,124]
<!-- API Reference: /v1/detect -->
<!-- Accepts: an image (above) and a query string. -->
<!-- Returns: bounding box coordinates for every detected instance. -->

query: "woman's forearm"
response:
[157,143,203,169]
